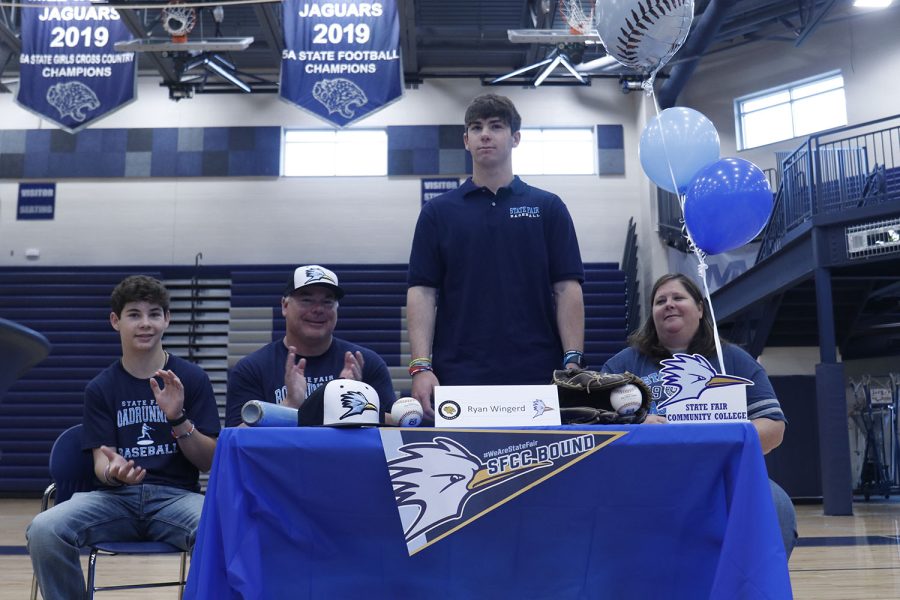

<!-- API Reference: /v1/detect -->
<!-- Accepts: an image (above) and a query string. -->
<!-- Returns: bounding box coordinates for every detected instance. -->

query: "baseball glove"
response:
[552,368,651,425]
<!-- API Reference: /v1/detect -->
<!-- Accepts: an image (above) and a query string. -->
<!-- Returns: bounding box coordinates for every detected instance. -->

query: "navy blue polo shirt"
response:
[408,176,584,385]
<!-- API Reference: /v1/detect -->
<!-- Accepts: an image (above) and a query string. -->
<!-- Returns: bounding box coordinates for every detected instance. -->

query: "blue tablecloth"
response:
[186,424,791,599]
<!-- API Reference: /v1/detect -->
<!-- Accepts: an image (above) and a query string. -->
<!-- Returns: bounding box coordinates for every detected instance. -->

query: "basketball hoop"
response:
[161,2,197,44]
[559,0,595,36]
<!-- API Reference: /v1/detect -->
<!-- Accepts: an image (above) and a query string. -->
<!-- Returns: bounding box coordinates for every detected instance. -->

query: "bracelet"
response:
[409,365,434,377]
[562,350,584,368]
[167,410,188,426]
[172,421,195,440]
[409,357,433,377]
[103,463,122,487]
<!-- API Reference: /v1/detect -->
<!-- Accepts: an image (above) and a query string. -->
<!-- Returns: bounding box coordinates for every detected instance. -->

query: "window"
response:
[735,72,847,150]
[283,130,387,176]
[512,128,595,175]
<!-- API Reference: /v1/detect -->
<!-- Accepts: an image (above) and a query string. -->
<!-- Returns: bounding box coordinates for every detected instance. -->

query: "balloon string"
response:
[651,94,727,374]
[696,258,727,374]
[651,91,681,201]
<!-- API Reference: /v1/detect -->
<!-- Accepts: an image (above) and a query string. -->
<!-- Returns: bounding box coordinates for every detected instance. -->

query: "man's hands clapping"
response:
[340,351,365,380]
[283,346,308,409]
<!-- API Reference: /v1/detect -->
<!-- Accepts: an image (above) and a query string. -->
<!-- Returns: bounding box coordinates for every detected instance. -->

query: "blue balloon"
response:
[639,107,720,194]
[683,158,774,255]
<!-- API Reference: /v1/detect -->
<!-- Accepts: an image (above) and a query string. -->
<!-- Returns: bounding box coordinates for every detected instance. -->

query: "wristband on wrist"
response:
[562,350,584,368]
[103,463,122,487]
[167,410,188,426]
[408,357,433,377]
[172,421,195,440]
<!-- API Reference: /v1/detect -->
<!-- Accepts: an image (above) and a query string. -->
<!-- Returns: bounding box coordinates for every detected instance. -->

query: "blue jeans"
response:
[26,484,204,600]
[770,479,798,559]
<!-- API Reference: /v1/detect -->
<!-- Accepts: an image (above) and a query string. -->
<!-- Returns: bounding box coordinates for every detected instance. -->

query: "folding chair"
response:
[30,425,188,600]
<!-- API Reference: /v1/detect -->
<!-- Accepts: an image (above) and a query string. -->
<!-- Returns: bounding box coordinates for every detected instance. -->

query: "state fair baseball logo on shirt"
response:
[509,206,540,219]
[117,400,179,458]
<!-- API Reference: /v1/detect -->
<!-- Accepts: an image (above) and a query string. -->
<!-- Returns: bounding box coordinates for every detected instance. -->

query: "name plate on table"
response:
[656,353,751,423]
[434,385,561,427]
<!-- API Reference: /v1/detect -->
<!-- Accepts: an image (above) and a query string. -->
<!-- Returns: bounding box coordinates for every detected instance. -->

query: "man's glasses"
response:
[295,297,337,310]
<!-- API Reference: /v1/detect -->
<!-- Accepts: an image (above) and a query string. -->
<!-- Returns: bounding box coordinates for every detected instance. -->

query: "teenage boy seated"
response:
[27,275,220,599]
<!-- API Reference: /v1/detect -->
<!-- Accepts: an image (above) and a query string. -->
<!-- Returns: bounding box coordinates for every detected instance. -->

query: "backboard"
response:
[114,37,255,53]
[507,29,601,45]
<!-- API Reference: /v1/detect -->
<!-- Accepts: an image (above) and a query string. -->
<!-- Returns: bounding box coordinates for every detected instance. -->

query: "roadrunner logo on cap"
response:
[322,379,379,425]
[287,264,344,299]
[379,428,629,555]
[337,389,378,420]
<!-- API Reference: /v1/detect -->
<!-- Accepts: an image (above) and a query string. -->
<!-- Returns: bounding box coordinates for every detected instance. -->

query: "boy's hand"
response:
[150,369,185,420]
[100,445,146,485]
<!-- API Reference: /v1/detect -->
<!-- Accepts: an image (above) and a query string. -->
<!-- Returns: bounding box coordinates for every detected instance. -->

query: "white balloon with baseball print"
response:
[594,0,694,81]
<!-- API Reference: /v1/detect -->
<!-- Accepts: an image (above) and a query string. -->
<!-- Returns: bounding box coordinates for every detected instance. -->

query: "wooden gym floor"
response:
[3,497,899,599]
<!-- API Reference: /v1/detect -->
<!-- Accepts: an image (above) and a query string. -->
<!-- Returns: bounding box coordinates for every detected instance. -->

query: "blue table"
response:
[186,424,791,599]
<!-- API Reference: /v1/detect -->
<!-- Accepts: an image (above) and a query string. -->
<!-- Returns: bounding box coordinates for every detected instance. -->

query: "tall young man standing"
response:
[406,94,585,417]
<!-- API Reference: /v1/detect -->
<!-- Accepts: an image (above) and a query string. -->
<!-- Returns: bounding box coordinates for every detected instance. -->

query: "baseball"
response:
[610,384,643,415]
[391,397,424,427]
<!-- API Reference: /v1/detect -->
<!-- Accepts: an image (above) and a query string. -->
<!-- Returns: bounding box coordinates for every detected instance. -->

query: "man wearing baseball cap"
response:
[225,265,396,426]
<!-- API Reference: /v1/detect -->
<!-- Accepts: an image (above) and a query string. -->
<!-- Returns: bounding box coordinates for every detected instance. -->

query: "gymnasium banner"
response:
[15,0,136,133]
[280,0,403,127]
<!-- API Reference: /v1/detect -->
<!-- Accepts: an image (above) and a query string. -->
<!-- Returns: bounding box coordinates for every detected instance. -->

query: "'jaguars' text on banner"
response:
[15,0,136,133]
[380,428,628,555]
[280,0,403,127]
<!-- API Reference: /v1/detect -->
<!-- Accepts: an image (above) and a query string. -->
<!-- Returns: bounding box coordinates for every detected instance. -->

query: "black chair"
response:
[30,425,188,600]
[0,317,51,397]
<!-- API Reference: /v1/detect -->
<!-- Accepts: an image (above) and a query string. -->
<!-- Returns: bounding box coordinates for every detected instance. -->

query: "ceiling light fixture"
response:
[852,0,892,7]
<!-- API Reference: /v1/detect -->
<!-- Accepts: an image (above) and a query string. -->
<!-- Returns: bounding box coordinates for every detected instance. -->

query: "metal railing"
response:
[656,190,689,251]
[188,252,203,363]
[621,217,641,335]
[758,114,900,262]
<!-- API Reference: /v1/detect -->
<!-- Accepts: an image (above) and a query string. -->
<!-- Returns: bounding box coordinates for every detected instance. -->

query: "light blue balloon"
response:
[683,158,774,255]
[639,108,720,194]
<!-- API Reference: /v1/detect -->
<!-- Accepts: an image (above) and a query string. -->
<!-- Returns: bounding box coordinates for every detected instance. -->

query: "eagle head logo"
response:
[657,353,753,409]
[339,390,377,419]
[388,437,549,542]
[305,266,335,285]
[532,399,553,418]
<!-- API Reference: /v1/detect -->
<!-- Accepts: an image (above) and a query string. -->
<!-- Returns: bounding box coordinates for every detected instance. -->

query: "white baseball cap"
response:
[285,265,345,299]
[299,379,381,426]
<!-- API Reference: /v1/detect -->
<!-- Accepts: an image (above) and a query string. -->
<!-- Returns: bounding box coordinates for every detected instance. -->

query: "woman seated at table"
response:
[602,273,798,559]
